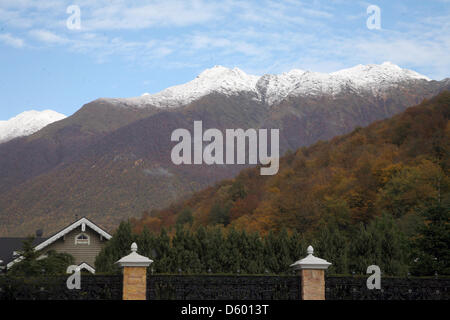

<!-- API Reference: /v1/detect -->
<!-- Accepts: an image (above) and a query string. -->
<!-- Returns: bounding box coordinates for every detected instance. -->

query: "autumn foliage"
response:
[133,91,450,239]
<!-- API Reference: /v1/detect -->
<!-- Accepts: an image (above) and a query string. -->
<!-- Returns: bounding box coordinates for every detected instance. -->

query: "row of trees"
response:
[6,201,447,277]
[96,202,449,276]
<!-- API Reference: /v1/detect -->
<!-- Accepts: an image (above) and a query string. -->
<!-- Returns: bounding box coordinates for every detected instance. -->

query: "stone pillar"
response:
[116,243,153,300]
[290,245,331,300]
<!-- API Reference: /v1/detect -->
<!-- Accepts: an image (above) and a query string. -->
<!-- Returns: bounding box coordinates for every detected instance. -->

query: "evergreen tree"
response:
[9,237,39,276]
[244,231,265,274]
[348,223,377,274]
[224,228,242,273]
[169,225,201,273]
[9,237,75,276]
[412,202,450,275]
[152,228,171,273]
[196,226,226,273]
[263,231,279,274]
[288,230,307,267]
[138,226,156,259]
[367,213,409,276]
[313,222,349,274]
[275,229,294,274]
[348,214,409,276]
[95,221,137,273]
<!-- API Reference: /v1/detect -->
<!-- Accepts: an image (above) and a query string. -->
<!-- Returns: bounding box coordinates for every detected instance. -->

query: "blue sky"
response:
[0,0,449,120]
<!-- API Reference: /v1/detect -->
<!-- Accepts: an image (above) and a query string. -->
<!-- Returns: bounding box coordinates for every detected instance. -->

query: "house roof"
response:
[33,217,112,252]
[3,217,112,270]
[0,237,48,266]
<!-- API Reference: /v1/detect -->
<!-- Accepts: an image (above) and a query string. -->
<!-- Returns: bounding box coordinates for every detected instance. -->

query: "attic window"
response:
[75,233,90,245]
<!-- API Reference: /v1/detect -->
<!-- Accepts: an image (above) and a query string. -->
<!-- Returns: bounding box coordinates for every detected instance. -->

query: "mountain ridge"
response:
[103,62,433,108]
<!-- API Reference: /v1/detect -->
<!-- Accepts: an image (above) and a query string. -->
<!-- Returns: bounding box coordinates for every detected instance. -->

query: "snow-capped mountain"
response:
[0,110,66,143]
[105,62,431,108]
[1,61,448,236]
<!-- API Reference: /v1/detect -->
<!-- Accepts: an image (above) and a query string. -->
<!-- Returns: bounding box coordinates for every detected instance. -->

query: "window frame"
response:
[75,233,90,245]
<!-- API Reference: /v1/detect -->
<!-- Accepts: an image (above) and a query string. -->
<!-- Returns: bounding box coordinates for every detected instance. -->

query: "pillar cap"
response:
[116,242,153,268]
[290,245,331,270]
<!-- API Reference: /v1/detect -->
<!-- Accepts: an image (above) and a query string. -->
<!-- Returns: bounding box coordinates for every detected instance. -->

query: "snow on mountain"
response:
[106,65,260,108]
[104,62,431,108]
[260,62,431,105]
[0,110,67,143]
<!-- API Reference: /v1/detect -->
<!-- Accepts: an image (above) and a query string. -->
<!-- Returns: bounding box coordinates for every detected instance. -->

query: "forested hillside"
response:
[134,91,450,235]
[107,92,450,275]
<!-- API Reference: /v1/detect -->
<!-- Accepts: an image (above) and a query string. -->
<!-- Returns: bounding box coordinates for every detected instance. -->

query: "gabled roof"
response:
[5,217,112,270]
[33,217,112,252]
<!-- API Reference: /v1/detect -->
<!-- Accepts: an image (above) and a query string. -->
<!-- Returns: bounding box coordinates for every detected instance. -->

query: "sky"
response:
[0,0,449,120]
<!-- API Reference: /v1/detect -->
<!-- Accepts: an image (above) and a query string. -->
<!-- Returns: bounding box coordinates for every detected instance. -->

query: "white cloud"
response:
[29,29,67,44]
[0,0,448,80]
[0,0,63,9]
[0,33,24,47]
[80,0,227,30]
[0,8,33,28]
[302,8,333,18]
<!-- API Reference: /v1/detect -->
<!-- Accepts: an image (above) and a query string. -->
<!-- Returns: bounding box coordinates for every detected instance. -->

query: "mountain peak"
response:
[197,65,237,76]
[196,65,255,83]
[0,109,66,143]
[329,62,430,89]
[106,63,432,108]
[116,65,260,108]
[381,61,398,66]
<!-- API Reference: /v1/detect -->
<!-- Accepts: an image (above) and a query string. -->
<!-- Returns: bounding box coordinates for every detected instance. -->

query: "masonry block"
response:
[301,269,325,300]
[123,267,147,300]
